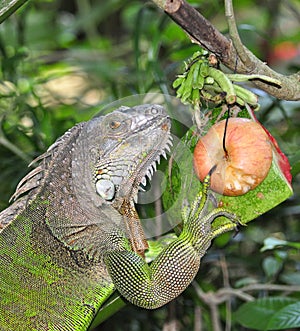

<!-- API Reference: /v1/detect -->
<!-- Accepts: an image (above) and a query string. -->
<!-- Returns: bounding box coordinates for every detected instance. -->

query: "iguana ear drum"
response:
[193,118,273,196]
[96,179,115,200]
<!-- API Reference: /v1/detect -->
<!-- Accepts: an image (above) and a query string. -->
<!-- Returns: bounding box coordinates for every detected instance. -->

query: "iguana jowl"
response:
[0,104,238,330]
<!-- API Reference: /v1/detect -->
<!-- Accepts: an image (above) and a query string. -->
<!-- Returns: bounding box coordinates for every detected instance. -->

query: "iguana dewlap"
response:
[0,104,238,330]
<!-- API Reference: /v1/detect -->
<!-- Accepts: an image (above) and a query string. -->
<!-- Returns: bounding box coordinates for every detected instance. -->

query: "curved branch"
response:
[193,282,300,305]
[152,0,300,101]
[224,0,253,68]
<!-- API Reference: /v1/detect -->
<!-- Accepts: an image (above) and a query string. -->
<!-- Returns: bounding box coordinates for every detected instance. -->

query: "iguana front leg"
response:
[105,172,240,309]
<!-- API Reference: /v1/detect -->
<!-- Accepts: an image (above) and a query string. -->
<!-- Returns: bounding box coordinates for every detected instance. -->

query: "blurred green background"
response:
[0,1,299,330]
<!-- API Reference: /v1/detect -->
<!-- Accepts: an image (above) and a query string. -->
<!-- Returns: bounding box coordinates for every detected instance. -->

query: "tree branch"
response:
[224,0,253,69]
[0,0,28,24]
[193,281,300,306]
[152,0,300,101]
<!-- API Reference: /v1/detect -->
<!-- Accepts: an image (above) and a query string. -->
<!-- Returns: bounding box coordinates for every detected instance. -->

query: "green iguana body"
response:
[0,104,238,330]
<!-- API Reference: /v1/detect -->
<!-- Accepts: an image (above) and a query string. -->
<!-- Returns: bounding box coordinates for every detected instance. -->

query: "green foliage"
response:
[261,237,300,251]
[0,0,28,23]
[235,297,300,330]
[172,50,264,109]
[89,294,126,330]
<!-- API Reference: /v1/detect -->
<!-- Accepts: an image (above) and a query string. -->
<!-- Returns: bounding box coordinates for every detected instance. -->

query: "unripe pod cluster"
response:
[193,118,273,196]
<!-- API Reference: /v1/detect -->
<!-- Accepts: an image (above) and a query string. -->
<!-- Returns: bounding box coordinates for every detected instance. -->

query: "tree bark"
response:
[152,0,300,101]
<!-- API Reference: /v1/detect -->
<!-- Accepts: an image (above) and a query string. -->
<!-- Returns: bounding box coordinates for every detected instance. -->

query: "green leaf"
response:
[268,302,300,330]
[262,256,282,278]
[200,62,209,77]
[191,61,203,89]
[172,76,185,89]
[88,294,126,330]
[234,297,298,330]
[0,0,28,24]
[261,237,300,252]
[261,237,289,251]
[280,272,300,285]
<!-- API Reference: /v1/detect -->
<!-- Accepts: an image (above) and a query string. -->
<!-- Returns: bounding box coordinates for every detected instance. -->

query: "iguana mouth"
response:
[120,116,173,204]
[135,132,173,203]
[116,115,172,256]
[92,106,172,256]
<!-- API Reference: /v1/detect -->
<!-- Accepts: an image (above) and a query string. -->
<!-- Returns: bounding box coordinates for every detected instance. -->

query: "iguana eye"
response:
[109,120,121,129]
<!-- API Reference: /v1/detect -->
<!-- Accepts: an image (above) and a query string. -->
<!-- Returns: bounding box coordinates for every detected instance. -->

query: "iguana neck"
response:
[0,104,172,330]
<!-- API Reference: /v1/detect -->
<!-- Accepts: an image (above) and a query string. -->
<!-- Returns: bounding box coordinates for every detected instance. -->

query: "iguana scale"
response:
[0,104,238,330]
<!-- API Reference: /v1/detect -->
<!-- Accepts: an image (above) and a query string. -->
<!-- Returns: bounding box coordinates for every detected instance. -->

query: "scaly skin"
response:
[105,171,239,309]
[0,104,238,330]
[0,105,171,330]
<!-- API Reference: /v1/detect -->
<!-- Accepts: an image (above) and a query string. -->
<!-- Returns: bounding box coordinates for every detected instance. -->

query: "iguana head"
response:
[69,104,172,255]
[7,103,172,259]
[73,104,172,210]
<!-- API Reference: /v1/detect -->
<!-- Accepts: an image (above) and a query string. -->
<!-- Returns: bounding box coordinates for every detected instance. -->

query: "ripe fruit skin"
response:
[193,118,273,196]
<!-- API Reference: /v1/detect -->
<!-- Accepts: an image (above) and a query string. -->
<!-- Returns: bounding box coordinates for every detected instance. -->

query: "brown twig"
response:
[192,280,300,329]
[151,0,300,101]
[192,281,300,307]
[194,306,202,331]
[192,284,223,331]
[224,0,253,69]
[240,283,300,294]
[163,300,181,331]
[219,256,231,331]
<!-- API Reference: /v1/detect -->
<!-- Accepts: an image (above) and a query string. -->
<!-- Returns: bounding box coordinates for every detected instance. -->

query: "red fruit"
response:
[193,118,273,196]
[259,126,292,184]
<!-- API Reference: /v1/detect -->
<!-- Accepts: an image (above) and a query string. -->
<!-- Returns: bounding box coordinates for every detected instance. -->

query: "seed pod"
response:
[193,118,273,196]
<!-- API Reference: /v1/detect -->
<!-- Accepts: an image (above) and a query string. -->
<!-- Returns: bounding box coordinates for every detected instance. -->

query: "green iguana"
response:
[0,104,238,330]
